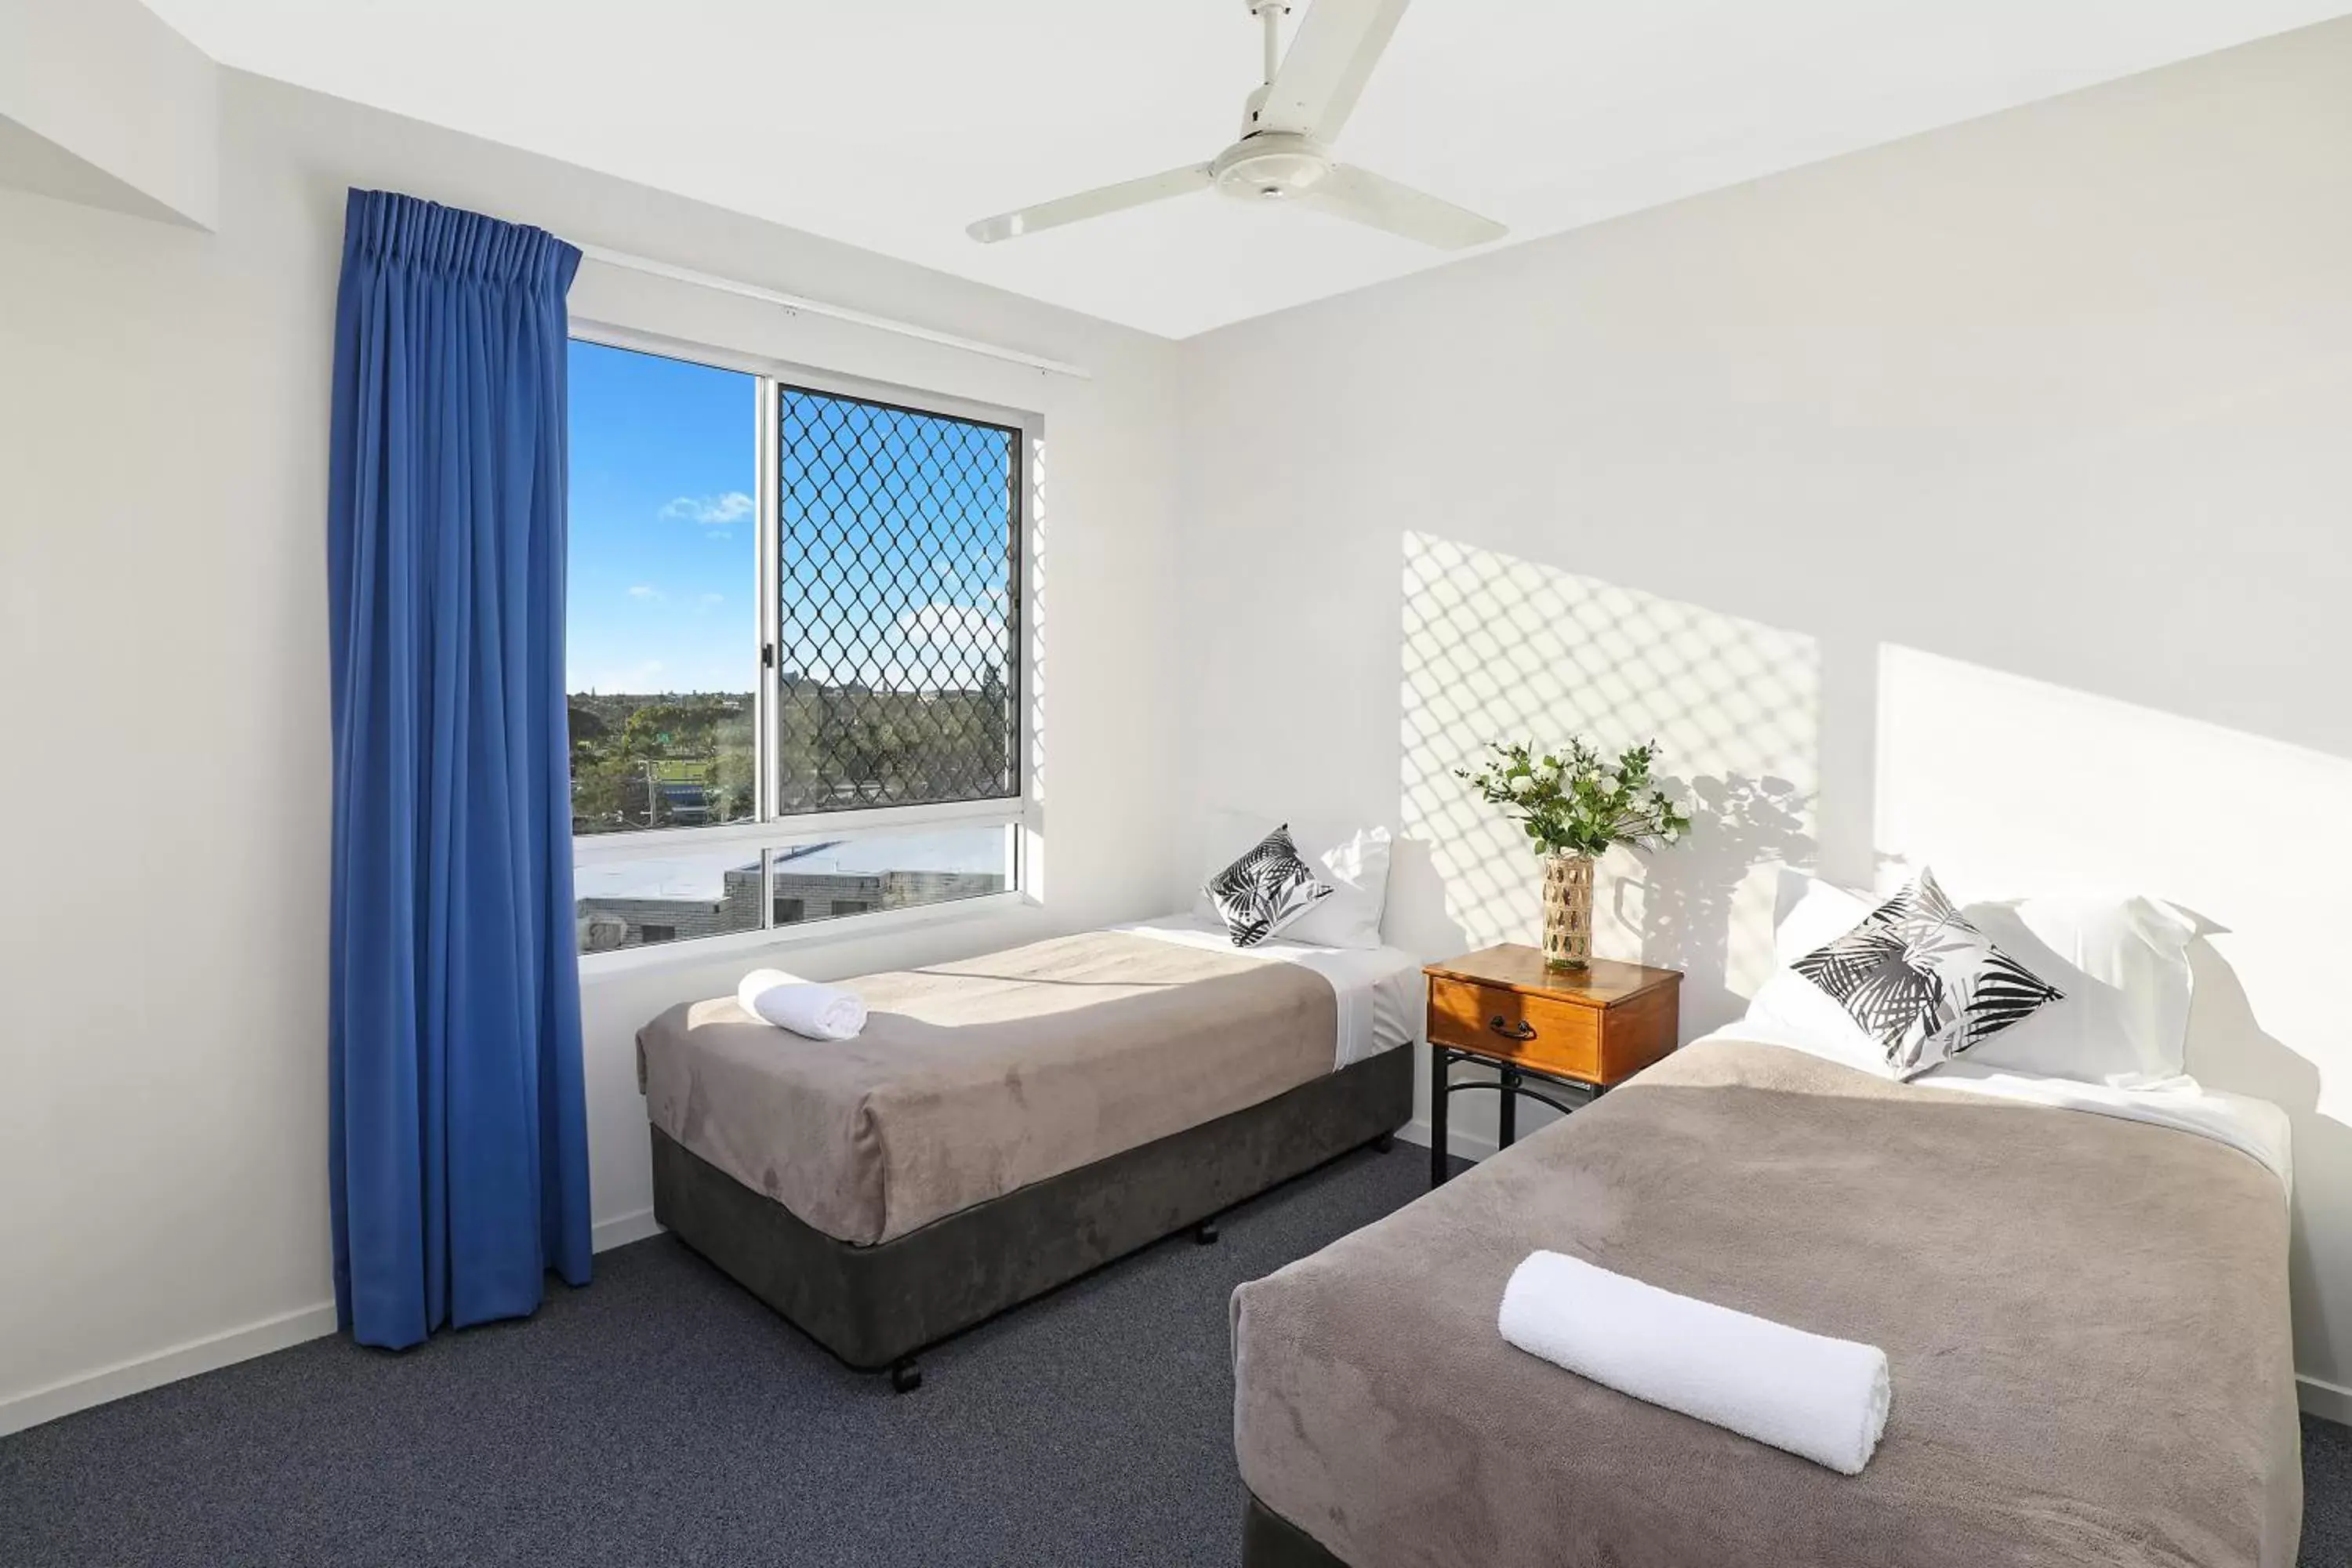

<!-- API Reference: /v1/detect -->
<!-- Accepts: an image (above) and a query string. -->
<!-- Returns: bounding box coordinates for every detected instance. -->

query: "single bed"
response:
[1232,1033,2300,1568]
[638,914,1417,1383]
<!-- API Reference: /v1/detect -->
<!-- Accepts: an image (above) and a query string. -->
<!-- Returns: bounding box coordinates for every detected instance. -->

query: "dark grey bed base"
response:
[649,1044,1412,1386]
[1244,1494,1348,1568]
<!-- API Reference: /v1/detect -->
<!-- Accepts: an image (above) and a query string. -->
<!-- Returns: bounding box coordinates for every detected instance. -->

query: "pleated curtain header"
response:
[340,187,581,292]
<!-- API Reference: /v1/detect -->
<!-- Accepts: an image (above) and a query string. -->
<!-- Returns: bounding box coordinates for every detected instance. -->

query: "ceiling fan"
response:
[967,0,1505,251]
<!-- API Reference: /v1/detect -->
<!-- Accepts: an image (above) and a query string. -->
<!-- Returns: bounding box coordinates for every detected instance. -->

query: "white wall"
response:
[0,0,218,227]
[1171,18,2352,1399]
[0,71,1182,1433]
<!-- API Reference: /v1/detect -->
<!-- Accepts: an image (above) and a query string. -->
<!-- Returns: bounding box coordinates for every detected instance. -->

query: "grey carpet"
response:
[2,1144,2347,1566]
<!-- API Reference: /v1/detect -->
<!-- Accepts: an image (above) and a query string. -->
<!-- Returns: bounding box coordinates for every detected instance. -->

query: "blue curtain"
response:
[326,189,592,1349]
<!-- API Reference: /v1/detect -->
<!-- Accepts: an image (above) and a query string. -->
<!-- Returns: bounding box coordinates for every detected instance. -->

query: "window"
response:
[567,337,1028,957]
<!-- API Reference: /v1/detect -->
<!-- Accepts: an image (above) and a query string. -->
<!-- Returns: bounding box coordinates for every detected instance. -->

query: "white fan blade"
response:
[1301,164,1506,249]
[1258,0,1412,141]
[967,165,1214,243]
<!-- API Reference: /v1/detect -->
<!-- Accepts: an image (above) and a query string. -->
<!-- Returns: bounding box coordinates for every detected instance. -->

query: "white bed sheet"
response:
[1113,913,1419,1071]
[1693,1018,2292,1192]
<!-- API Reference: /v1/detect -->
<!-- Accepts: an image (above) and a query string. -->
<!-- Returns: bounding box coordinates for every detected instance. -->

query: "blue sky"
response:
[567,339,1018,698]
[568,339,757,695]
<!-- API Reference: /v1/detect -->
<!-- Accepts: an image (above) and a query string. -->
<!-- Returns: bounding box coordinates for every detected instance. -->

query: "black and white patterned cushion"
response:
[1793,869,2063,1080]
[1203,825,1334,948]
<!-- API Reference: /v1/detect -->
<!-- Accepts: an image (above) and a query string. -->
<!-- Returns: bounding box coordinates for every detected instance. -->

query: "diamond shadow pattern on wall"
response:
[1399,532,1820,1037]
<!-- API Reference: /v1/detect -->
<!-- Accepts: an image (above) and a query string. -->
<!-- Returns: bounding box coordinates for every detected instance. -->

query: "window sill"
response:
[569,795,1028,864]
[575,889,1037,984]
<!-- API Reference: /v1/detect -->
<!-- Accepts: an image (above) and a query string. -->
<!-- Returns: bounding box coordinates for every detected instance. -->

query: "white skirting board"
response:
[0,1301,341,1439]
[2301,1374,2352,1426]
[592,1206,664,1253]
[1396,1114,1497,1165]
[0,1210,668,1438]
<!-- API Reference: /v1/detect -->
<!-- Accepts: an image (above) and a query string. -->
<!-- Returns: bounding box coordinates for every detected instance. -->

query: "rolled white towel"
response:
[1498,1250,1890,1475]
[735,969,868,1041]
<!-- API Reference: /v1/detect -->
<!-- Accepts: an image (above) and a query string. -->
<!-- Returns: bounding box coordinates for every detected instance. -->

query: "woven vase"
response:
[1541,854,1595,971]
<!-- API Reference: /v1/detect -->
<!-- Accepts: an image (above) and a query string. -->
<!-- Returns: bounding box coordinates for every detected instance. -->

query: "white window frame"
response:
[568,320,1043,973]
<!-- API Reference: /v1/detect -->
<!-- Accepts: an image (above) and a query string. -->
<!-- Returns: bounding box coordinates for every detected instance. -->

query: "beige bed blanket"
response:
[639,929,1337,1245]
[1233,1037,2300,1568]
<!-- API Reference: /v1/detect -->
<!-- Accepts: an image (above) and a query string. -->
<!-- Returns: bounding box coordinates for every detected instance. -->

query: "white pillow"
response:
[1194,813,1392,950]
[1286,826,1392,949]
[1769,877,1875,965]
[1952,893,2196,1088]
[1736,878,1891,1076]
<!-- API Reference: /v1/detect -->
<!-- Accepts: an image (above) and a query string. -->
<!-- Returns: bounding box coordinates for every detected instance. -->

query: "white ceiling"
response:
[146,0,2348,339]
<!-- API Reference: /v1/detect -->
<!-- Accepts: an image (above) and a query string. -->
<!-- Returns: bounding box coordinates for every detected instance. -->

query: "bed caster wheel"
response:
[888,1358,922,1394]
[1193,1219,1220,1246]
[1371,1133,1396,1154]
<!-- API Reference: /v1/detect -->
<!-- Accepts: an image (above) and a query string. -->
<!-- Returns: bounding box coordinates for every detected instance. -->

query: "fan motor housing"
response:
[1211,132,1331,201]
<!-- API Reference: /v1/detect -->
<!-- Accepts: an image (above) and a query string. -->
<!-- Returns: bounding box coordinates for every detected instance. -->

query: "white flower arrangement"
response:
[1457,737,1695,858]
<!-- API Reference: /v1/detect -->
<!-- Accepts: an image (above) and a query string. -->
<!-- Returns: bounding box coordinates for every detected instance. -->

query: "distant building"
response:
[574,835,1005,953]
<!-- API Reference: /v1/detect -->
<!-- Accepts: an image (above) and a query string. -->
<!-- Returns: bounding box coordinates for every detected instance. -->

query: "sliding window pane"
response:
[567,340,758,835]
[776,389,1019,813]
[767,825,1013,929]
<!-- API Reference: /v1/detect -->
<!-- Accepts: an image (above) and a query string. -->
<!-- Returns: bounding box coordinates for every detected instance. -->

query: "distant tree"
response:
[567,675,1014,831]
[566,689,752,833]
[566,705,610,746]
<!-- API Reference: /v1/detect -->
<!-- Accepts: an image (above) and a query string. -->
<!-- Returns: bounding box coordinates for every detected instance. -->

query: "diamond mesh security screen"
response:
[775,387,1021,813]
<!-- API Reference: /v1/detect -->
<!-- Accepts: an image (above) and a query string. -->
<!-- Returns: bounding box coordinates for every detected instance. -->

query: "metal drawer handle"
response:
[1490,1015,1537,1041]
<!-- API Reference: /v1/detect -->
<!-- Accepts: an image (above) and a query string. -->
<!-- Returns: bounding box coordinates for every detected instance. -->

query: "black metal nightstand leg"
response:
[1498,1066,1519,1149]
[1429,1043,1449,1189]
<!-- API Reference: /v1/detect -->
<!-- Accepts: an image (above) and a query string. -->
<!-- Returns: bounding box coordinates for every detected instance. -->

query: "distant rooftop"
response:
[574,827,1007,904]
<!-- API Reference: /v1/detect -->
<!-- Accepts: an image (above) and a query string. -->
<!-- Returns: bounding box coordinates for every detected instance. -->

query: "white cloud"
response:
[698,593,725,614]
[628,584,663,601]
[661,492,754,527]
[815,604,1012,693]
[898,604,1001,647]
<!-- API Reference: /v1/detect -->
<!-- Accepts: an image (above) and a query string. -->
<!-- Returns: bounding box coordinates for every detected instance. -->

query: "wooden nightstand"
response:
[1422,946,1682,1187]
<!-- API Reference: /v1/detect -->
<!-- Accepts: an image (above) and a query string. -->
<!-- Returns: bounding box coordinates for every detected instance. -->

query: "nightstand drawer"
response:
[1428,976,1602,1083]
